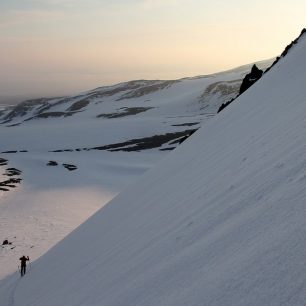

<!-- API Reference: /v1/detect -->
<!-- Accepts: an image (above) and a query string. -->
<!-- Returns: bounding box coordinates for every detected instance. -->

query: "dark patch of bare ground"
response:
[0,164,22,192]
[1,150,28,154]
[25,111,82,120]
[47,161,58,166]
[47,160,77,171]
[49,129,198,153]
[63,164,77,171]
[0,178,22,191]
[0,80,178,124]
[172,122,200,127]
[0,158,8,166]
[97,107,153,119]
[4,168,22,176]
[51,149,74,153]
[90,129,198,152]
[1,98,51,122]
[66,99,90,112]
[6,123,22,127]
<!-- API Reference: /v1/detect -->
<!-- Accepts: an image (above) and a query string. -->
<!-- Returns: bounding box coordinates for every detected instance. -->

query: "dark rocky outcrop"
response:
[217,65,263,113]
[4,168,22,176]
[218,28,306,114]
[0,187,9,191]
[172,122,200,127]
[52,149,74,153]
[217,98,235,113]
[47,161,58,166]
[0,164,22,192]
[0,158,8,166]
[91,129,198,152]
[0,178,22,189]
[169,130,197,145]
[97,107,153,119]
[1,98,50,122]
[66,99,90,112]
[2,239,12,245]
[239,64,263,95]
[1,150,27,154]
[49,129,198,153]
[265,28,306,73]
[63,164,78,171]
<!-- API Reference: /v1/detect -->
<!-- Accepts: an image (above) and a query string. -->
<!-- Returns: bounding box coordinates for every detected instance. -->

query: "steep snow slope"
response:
[0,61,272,280]
[1,32,305,305]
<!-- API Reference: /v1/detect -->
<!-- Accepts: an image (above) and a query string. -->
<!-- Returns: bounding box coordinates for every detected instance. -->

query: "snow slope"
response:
[1,32,305,305]
[0,61,272,280]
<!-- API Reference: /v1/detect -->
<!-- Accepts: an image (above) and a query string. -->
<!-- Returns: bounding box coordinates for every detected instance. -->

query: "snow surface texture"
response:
[0,61,273,281]
[2,33,306,305]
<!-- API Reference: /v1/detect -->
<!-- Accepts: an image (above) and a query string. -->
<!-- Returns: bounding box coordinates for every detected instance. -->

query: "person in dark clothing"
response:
[19,255,29,277]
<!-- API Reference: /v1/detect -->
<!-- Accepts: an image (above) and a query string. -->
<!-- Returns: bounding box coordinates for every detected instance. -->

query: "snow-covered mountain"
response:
[1,28,306,305]
[0,60,271,151]
[0,60,272,280]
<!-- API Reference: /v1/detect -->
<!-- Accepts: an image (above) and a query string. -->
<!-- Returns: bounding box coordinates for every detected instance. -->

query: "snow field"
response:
[2,35,305,305]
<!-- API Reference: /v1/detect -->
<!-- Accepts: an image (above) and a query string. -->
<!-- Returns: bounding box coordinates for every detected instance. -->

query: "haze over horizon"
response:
[1,0,305,103]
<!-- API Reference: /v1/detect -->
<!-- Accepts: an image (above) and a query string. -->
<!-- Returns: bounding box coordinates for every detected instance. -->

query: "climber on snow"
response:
[19,255,30,277]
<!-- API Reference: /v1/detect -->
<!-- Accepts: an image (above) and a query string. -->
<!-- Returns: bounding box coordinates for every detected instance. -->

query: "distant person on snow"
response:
[19,255,29,277]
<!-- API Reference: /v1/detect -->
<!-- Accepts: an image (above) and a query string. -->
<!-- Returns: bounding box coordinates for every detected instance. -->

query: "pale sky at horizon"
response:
[0,0,305,101]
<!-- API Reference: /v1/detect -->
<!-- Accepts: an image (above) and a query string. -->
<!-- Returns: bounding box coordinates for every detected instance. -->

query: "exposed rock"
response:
[7,123,21,127]
[4,168,22,176]
[169,130,197,145]
[1,151,18,154]
[265,28,306,73]
[0,158,8,166]
[0,166,22,191]
[217,65,263,113]
[160,147,176,151]
[49,129,199,153]
[217,29,306,114]
[172,122,200,127]
[239,64,263,95]
[217,98,236,113]
[1,98,50,122]
[63,164,78,171]
[47,161,58,166]
[97,107,153,119]
[66,99,90,112]
[51,149,74,153]
[91,129,198,152]
[33,112,66,118]
[0,178,22,186]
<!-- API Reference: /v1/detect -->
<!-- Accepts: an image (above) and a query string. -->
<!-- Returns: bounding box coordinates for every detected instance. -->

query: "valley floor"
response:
[0,150,160,280]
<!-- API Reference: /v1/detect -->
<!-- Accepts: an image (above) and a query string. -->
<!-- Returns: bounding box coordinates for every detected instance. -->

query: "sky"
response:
[0,0,305,103]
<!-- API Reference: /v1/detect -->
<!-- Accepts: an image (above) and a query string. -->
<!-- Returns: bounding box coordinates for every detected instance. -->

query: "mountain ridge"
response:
[0,59,273,126]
